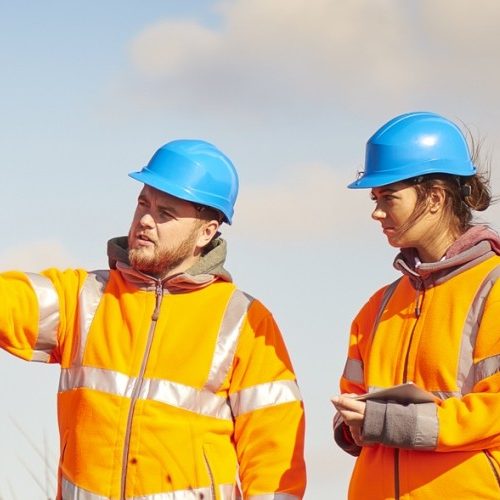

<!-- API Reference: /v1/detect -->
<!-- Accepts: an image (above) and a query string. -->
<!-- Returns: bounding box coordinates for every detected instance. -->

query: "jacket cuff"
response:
[363,400,438,449]
[362,400,386,443]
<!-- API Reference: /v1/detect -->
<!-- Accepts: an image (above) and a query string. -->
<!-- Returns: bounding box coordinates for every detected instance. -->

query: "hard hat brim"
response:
[129,169,234,224]
[347,161,476,189]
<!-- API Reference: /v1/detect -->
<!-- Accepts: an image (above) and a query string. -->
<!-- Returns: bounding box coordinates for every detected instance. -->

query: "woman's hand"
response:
[332,394,367,446]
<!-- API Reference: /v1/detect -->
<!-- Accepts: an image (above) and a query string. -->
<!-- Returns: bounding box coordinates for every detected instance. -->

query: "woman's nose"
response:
[371,205,385,221]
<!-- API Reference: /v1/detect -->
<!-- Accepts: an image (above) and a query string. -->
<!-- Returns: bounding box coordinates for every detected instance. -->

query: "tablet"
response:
[352,382,437,404]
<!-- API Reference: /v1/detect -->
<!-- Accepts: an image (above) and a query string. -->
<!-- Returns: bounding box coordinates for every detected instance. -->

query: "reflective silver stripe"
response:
[342,358,363,384]
[458,265,500,394]
[204,290,253,392]
[62,477,108,499]
[74,270,109,366]
[431,390,460,400]
[58,365,233,420]
[220,484,238,499]
[371,277,401,341]
[26,273,60,362]
[230,380,302,417]
[139,378,232,420]
[342,278,401,383]
[62,476,220,499]
[475,354,500,383]
[59,366,135,396]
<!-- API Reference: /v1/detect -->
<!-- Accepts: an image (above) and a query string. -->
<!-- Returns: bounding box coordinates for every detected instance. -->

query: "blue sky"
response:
[1,1,500,498]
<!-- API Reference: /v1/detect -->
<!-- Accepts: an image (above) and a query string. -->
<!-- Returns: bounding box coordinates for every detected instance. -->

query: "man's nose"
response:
[139,212,155,227]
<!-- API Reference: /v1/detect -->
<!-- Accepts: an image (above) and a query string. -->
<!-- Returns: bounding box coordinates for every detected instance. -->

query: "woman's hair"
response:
[401,133,494,238]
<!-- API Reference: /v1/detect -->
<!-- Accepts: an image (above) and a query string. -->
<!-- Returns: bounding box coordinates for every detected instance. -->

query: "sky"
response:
[1,0,500,498]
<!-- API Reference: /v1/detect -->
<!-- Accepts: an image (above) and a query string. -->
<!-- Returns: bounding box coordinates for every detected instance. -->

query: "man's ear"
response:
[197,220,221,248]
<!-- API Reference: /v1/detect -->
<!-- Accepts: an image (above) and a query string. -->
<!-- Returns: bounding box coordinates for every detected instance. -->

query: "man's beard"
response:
[129,231,198,278]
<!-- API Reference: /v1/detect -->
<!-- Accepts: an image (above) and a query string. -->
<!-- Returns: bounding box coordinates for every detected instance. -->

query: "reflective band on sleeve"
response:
[62,476,234,499]
[230,379,302,417]
[74,271,109,367]
[458,265,500,395]
[474,354,500,384]
[342,358,364,384]
[58,365,233,420]
[26,273,60,362]
[204,289,253,392]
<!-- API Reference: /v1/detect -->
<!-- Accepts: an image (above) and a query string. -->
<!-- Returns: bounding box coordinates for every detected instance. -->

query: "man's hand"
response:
[332,394,366,446]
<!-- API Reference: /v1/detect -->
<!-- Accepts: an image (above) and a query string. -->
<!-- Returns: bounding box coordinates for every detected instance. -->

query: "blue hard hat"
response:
[129,139,239,224]
[348,111,477,189]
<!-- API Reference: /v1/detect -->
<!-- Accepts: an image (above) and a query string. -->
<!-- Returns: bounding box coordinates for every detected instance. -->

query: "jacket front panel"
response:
[58,274,242,497]
[0,264,305,499]
[340,253,500,499]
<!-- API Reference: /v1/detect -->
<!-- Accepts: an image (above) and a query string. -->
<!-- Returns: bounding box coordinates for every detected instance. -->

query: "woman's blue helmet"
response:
[129,139,239,224]
[348,111,477,189]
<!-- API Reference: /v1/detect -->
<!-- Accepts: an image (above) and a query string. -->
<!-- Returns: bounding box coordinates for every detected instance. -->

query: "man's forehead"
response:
[139,185,189,206]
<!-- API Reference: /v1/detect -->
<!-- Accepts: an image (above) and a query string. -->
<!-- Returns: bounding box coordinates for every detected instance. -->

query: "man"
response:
[0,140,306,499]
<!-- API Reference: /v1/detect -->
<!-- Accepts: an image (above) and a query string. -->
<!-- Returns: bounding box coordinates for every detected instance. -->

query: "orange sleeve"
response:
[230,300,306,498]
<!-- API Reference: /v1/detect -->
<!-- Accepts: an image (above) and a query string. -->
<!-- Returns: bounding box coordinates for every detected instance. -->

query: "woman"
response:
[332,111,500,499]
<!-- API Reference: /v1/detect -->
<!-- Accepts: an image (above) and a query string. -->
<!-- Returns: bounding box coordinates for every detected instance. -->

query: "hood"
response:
[107,236,232,292]
[393,224,500,288]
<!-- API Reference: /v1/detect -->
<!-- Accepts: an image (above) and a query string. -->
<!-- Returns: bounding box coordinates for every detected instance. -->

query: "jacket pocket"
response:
[484,451,500,490]
[203,445,217,500]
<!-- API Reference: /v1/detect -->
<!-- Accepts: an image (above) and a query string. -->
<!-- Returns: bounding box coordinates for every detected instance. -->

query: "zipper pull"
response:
[414,283,422,318]
[151,282,163,321]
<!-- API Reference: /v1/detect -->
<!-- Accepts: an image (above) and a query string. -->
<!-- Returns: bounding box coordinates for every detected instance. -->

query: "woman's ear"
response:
[428,186,446,214]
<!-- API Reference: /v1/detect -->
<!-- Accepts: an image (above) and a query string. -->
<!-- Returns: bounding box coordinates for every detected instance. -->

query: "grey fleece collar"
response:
[106,235,232,290]
[393,224,500,288]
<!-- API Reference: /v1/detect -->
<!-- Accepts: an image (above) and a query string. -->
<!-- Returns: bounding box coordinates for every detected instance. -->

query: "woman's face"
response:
[370,182,437,251]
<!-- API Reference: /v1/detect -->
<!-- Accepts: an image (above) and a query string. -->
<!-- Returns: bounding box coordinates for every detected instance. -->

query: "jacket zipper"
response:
[203,450,217,500]
[394,281,424,500]
[484,450,500,489]
[120,281,164,499]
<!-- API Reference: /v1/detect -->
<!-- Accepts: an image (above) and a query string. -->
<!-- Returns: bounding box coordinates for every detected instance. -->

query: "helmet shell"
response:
[348,111,476,189]
[129,139,239,224]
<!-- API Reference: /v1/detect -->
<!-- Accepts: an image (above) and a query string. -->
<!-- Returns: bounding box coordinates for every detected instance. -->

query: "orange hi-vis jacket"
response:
[334,226,500,499]
[0,237,306,499]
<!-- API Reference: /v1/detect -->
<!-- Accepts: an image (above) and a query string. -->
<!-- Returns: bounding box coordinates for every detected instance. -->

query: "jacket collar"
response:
[107,236,232,293]
[393,225,500,288]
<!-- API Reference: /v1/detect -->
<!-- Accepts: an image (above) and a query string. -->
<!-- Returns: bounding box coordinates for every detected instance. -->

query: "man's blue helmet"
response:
[348,111,477,189]
[129,139,239,224]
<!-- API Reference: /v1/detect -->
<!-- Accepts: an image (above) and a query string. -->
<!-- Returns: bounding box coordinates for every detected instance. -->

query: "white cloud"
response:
[130,21,220,78]
[124,0,500,121]
[127,0,419,112]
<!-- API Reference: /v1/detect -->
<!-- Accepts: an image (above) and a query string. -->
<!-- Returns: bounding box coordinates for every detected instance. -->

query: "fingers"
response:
[332,394,366,432]
[332,395,366,415]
